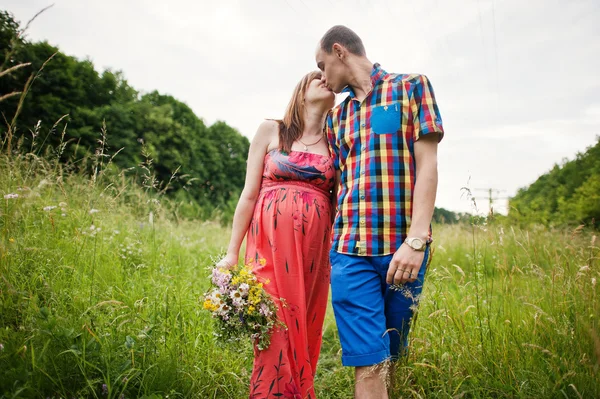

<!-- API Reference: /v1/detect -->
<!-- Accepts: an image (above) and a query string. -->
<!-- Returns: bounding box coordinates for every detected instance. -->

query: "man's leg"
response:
[330,250,391,398]
[383,247,431,396]
[355,362,389,399]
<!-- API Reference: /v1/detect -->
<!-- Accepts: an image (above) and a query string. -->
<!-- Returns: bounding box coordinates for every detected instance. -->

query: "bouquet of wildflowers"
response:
[203,260,280,351]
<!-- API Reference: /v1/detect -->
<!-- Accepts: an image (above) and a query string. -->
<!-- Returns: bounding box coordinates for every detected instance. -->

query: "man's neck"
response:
[347,57,374,102]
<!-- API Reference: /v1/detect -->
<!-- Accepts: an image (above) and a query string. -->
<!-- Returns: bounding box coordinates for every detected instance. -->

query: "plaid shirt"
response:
[327,63,444,256]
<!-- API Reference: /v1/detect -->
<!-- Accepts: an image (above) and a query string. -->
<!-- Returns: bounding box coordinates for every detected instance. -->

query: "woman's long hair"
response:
[277,71,324,153]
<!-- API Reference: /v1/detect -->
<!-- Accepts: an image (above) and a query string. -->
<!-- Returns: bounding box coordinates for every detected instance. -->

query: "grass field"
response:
[1,152,598,398]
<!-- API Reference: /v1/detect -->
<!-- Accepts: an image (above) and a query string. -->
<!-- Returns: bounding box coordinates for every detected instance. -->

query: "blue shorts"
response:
[330,247,430,367]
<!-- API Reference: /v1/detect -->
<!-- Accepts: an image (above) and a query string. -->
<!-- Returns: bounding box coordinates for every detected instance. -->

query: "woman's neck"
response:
[303,105,328,136]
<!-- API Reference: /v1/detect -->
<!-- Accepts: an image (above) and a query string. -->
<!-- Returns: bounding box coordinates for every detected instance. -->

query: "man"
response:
[316,25,444,398]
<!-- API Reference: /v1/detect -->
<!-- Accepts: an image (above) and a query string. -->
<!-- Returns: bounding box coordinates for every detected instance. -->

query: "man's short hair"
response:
[320,25,366,56]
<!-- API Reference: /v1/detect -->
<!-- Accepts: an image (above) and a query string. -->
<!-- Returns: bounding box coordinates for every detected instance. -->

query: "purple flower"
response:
[102,384,108,395]
[259,303,272,317]
[211,267,232,292]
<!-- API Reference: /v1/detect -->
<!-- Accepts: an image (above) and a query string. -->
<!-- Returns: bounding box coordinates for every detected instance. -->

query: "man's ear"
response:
[333,43,345,60]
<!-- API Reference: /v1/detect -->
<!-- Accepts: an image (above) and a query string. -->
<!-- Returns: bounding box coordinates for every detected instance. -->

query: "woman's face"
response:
[304,77,335,108]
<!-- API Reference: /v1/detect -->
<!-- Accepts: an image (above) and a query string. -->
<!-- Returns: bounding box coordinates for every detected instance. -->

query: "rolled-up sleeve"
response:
[411,74,444,142]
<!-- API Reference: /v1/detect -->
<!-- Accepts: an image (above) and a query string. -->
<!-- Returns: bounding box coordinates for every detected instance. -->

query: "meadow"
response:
[0,151,598,398]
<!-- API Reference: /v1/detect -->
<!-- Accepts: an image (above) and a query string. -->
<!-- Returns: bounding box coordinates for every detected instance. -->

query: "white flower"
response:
[209,290,223,303]
[230,290,245,308]
[43,206,56,211]
[239,283,250,296]
[3,193,18,199]
[89,209,100,214]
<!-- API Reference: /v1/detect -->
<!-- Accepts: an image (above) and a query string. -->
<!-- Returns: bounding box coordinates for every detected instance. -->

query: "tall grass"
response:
[0,149,252,398]
[0,147,598,398]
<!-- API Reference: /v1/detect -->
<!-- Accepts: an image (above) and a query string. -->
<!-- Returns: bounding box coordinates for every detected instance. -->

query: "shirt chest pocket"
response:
[371,104,400,135]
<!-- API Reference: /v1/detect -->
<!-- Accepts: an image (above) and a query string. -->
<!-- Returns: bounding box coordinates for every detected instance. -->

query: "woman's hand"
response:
[216,253,238,270]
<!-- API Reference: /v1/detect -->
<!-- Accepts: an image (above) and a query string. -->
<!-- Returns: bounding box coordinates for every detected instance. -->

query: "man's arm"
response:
[407,134,438,241]
[386,134,438,285]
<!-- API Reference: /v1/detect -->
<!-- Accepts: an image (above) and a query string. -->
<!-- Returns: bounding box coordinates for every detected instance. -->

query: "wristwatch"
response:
[404,237,429,251]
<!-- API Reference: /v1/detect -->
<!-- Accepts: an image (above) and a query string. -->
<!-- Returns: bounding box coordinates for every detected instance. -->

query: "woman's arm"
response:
[331,170,340,225]
[218,120,277,267]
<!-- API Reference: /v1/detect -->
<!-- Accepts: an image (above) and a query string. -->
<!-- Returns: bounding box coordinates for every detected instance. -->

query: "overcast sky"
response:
[4,0,600,214]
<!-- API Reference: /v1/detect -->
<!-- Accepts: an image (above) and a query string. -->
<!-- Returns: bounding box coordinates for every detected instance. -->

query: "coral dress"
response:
[245,149,335,399]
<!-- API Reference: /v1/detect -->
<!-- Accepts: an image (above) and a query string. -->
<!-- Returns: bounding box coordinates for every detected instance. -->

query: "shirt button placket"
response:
[357,113,367,255]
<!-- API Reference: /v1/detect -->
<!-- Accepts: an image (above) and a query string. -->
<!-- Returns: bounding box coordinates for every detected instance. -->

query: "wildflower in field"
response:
[9,238,14,243]
[3,193,18,199]
[43,206,56,211]
[83,224,101,237]
[89,208,100,214]
[102,383,108,395]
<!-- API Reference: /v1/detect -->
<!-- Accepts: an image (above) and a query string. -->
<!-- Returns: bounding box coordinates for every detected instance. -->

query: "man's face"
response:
[315,46,347,94]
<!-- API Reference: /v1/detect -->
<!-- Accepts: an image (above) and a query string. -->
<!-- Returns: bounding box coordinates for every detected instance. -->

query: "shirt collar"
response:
[341,63,387,99]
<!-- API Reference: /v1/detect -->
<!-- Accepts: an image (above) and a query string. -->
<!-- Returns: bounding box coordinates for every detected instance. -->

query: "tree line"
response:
[0,10,250,215]
[508,137,600,228]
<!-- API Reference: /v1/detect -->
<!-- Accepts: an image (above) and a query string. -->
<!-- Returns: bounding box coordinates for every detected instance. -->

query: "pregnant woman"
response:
[218,70,336,398]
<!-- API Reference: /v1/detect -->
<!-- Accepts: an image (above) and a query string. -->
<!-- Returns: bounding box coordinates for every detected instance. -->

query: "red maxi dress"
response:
[245,149,334,399]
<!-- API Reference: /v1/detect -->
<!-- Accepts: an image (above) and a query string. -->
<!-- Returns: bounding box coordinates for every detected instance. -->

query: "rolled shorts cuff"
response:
[341,349,390,367]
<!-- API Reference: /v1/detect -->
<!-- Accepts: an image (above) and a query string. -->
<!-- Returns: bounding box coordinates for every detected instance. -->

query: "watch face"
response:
[410,238,423,249]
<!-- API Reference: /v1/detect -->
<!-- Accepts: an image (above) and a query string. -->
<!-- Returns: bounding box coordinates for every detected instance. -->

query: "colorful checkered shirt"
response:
[327,63,444,256]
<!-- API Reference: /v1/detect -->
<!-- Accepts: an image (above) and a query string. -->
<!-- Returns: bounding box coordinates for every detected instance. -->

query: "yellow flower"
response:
[248,306,256,314]
[203,299,216,311]
[8,238,15,243]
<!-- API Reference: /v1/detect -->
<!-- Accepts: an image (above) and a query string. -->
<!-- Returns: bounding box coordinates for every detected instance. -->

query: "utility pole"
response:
[473,188,509,217]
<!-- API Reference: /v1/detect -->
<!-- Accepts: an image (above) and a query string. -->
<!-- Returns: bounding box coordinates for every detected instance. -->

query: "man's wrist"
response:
[403,236,431,251]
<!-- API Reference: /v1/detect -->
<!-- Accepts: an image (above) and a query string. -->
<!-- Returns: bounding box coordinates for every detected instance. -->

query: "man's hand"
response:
[386,244,425,285]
